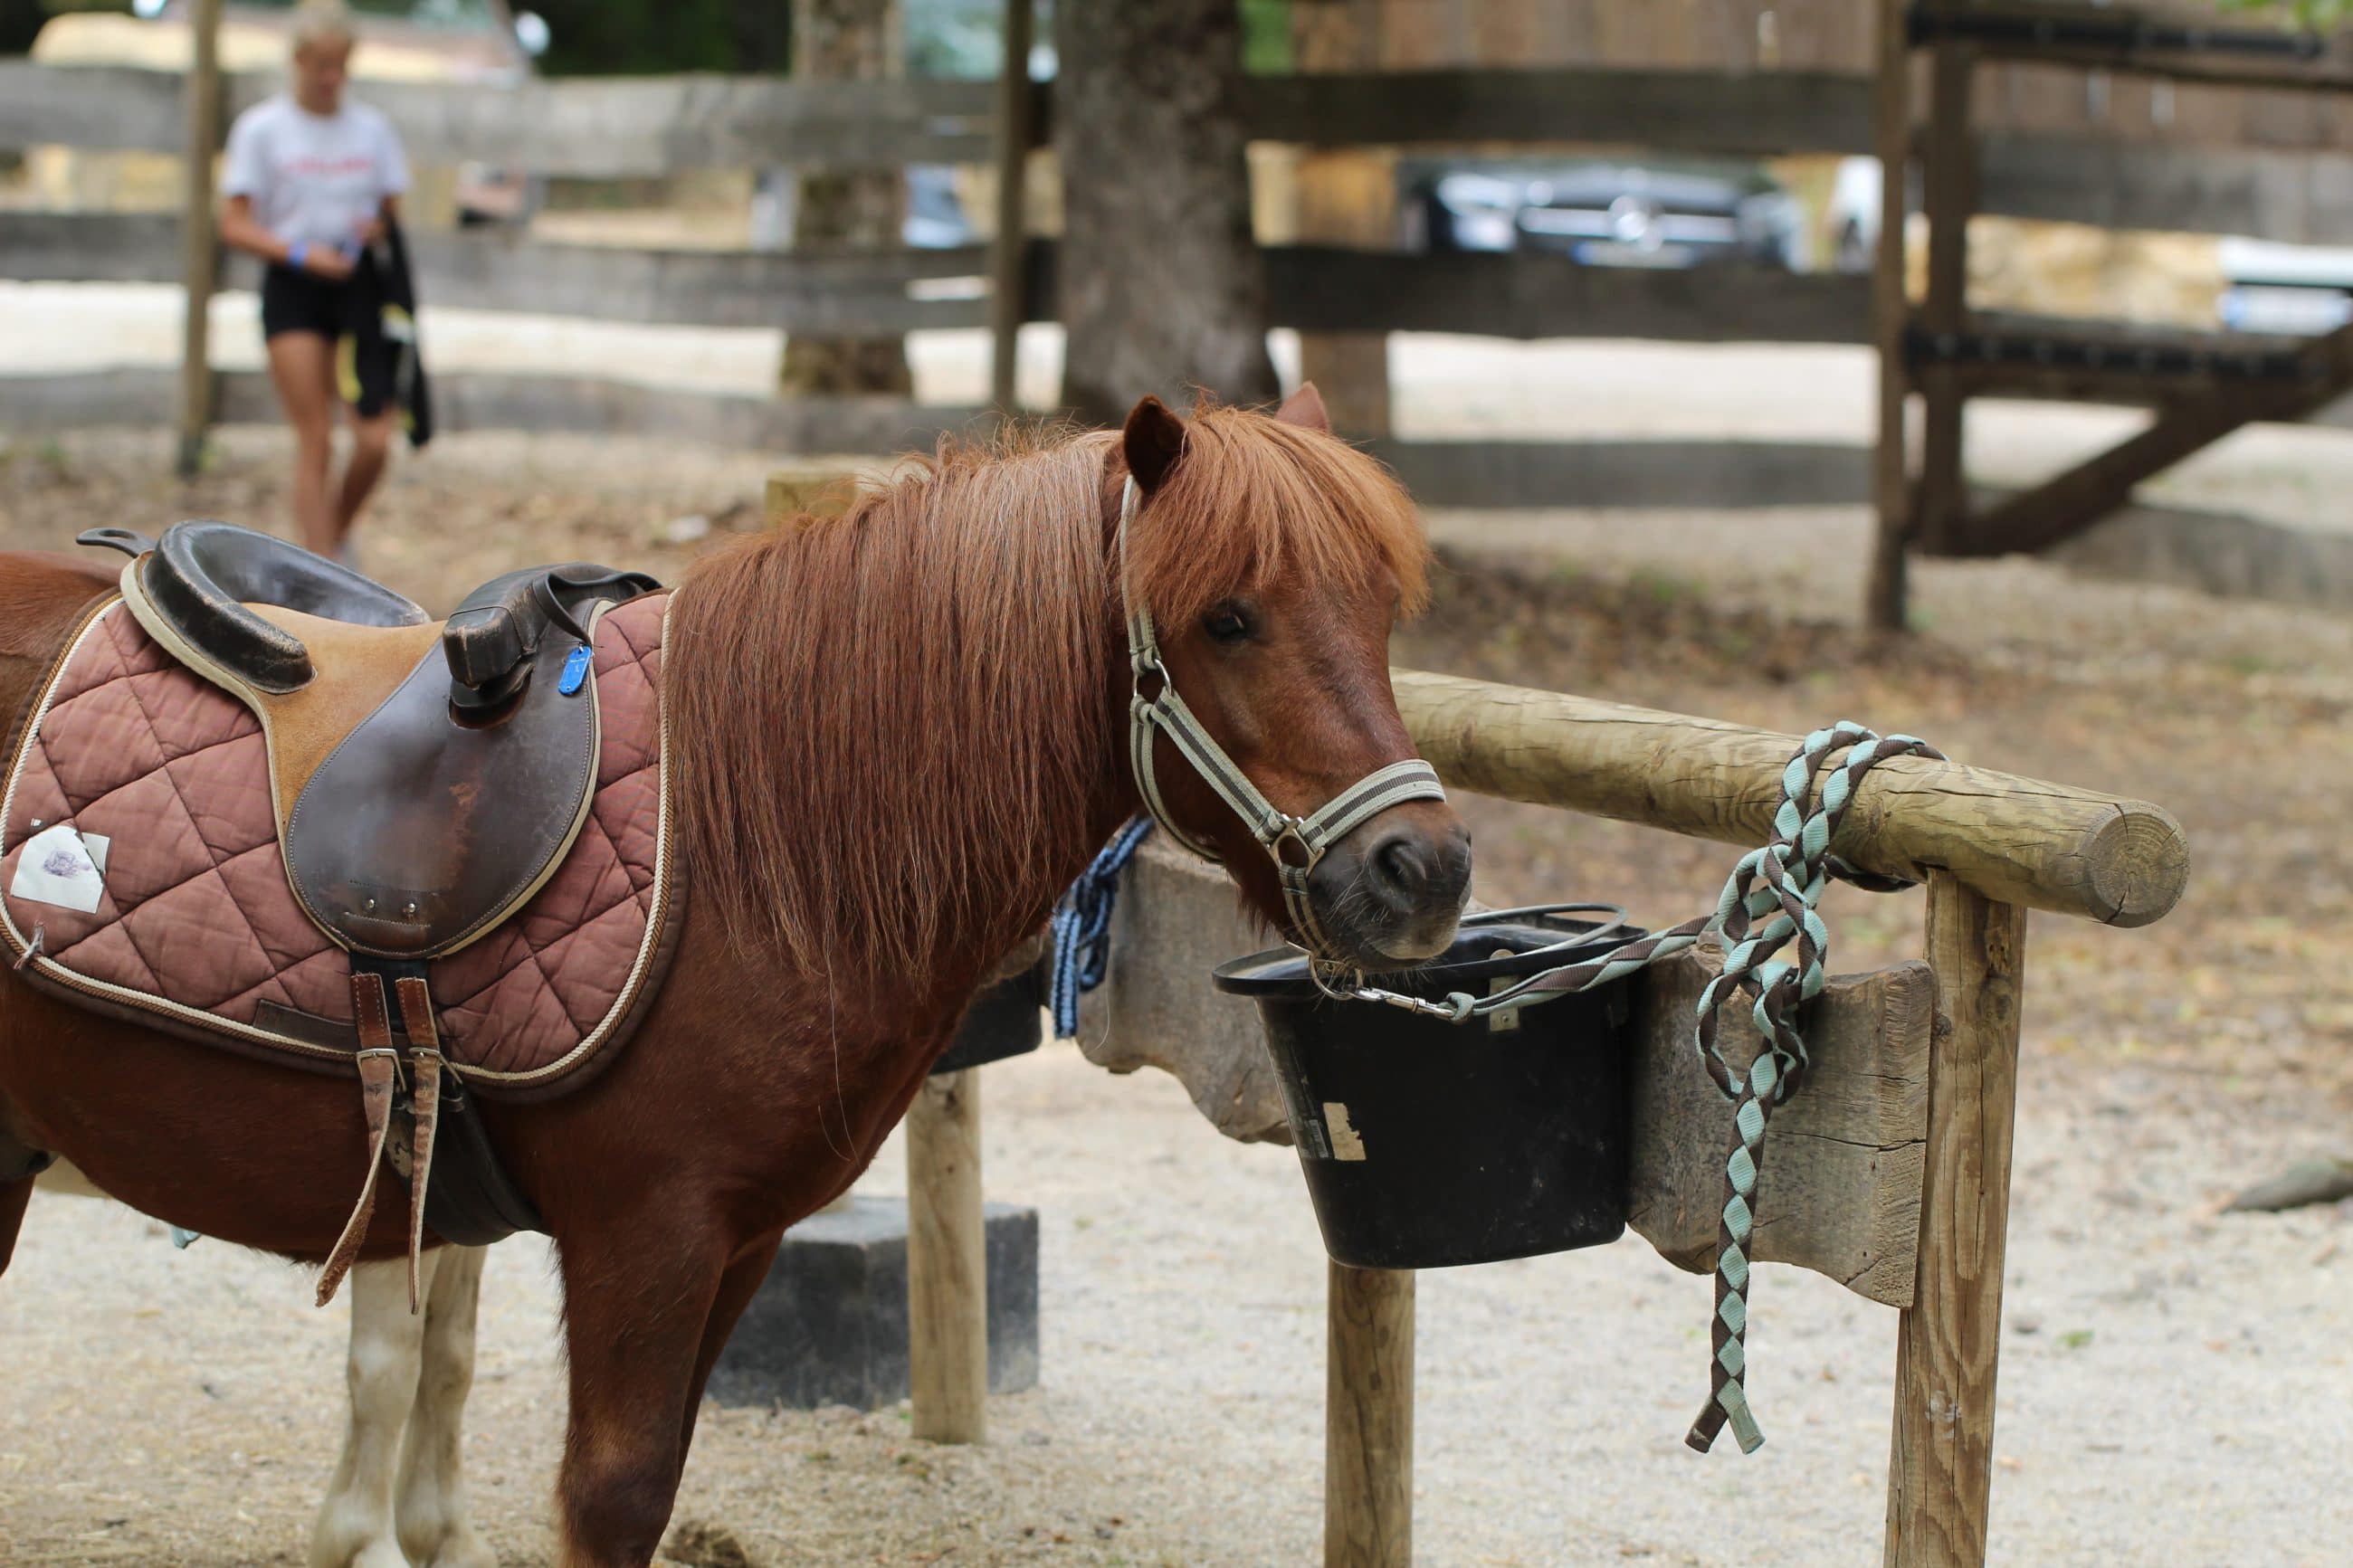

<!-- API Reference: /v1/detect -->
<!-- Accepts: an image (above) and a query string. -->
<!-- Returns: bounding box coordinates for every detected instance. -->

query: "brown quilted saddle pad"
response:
[0,590,678,1098]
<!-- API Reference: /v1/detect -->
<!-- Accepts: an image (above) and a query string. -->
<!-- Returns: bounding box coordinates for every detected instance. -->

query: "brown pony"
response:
[0,388,1471,1565]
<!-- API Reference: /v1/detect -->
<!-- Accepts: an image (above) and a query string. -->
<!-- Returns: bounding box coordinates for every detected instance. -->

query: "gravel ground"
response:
[1,388,2349,1563]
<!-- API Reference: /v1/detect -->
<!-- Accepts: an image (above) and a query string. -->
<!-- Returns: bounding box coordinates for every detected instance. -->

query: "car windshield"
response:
[236,0,503,31]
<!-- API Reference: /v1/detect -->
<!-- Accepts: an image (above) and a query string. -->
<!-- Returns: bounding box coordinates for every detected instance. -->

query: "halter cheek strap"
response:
[1119,478,1448,955]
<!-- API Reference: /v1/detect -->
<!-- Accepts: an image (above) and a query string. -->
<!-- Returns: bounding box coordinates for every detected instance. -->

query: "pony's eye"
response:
[1202,603,1253,644]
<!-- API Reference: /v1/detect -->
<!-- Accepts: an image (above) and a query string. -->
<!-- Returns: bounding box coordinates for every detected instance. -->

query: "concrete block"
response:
[707,1193,1039,1410]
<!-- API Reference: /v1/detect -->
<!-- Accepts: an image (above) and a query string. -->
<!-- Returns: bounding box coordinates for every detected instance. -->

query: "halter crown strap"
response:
[1118,477,1447,953]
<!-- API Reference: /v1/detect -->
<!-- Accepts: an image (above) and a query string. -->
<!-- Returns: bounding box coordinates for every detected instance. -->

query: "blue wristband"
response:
[287,241,310,270]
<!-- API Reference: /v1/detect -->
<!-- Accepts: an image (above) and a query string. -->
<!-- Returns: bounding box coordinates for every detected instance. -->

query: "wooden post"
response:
[987,0,1034,413]
[1883,872,2028,1567]
[907,1069,988,1443]
[1292,0,1392,437]
[1325,1261,1413,1568]
[1865,0,1913,632]
[176,0,224,479]
[1915,21,1976,557]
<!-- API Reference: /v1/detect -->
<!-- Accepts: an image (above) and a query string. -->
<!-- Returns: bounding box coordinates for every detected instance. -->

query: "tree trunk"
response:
[779,0,911,396]
[1056,0,1278,425]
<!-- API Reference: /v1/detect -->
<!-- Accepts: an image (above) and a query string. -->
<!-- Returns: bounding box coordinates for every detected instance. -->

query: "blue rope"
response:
[1049,816,1155,1038]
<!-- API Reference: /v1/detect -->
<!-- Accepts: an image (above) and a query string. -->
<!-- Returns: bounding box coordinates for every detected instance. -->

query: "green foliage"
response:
[2215,0,2353,29]
[1,1,111,59]
[527,0,777,76]
[1240,0,1291,73]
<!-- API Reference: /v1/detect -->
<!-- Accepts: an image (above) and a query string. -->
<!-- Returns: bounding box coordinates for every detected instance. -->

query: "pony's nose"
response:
[1361,820,1472,918]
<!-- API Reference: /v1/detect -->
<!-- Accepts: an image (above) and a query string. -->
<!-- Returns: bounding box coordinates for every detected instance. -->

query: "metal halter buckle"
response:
[1268,819,1319,871]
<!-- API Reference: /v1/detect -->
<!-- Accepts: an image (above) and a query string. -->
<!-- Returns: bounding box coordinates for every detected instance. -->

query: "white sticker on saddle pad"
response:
[11,823,110,914]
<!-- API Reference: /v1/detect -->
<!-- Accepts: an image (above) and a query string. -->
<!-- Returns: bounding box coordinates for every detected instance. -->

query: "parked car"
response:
[2218,236,2353,335]
[1402,156,1805,271]
[30,0,548,224]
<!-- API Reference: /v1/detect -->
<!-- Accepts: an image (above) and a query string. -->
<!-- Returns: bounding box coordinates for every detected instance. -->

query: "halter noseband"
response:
[1119,477,1448,956]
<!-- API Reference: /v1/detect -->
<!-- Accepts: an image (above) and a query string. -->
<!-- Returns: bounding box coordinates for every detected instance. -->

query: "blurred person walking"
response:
[216,0,420,564]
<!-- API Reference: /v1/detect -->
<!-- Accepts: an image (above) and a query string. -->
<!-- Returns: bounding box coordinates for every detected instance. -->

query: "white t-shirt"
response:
[222,92,408,252]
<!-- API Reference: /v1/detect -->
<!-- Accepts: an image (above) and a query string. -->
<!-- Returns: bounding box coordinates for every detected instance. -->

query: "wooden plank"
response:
[1979,132,2353,244]
[1293,3,1395,438]
[1628,949,1933,1308]
[1883,877,2028,1568]
[988,0,1036,412]
[2040,490,2353,613]
[1325,1263,1413,1568]
[1241,65,1874,156]
[0,62,1002,170]
[0,368,180,431]
[0,213,995,331]
[175,0,223,479]
[1915,26,1976,558]
[400,231,992,334]
[1943,312,2322,405]
[1367,437,1868,508]
[1941,0,2353,95]
[0,62,188,153]
[1390,670,2190,927]
[1262,247,1870,343]
[1955,321,2353,557]
[1868,0,1913,632]
[7,218,1863,344]
[906,1070,988,1445]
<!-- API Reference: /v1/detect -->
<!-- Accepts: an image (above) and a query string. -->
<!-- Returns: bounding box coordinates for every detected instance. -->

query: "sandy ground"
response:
[0,339,2350,1563]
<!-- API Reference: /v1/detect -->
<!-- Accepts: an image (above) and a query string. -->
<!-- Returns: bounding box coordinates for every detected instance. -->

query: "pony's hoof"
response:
[311,1522,413,1568]
[426,1526,500,1568]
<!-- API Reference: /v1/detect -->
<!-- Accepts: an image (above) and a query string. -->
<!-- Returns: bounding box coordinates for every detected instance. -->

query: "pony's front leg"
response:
[0,1174,29,1277]
[312,1253,436,1568]
[395,1244,496,1568]
[555,1214,729,1568]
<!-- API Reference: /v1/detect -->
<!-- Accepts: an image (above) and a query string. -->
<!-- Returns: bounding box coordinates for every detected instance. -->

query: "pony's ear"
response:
[1275,381,1330,432]
[1122,395,1188,494]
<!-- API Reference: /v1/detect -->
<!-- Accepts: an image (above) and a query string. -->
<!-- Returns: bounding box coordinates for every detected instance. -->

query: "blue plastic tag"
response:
[557,643,593,696]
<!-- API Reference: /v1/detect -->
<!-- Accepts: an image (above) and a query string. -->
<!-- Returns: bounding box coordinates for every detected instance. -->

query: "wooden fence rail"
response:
[9,58,2353,239]
[2,214,1869,343]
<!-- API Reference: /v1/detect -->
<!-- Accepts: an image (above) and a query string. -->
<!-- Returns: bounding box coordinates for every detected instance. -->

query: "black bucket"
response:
[1212,905,1642,1270]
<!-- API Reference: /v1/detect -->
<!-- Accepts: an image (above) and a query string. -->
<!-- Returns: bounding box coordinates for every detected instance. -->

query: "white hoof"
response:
[425,1525,499,1568]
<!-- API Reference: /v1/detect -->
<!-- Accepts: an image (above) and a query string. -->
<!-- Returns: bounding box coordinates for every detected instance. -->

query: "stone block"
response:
[707,1193,1039,1411]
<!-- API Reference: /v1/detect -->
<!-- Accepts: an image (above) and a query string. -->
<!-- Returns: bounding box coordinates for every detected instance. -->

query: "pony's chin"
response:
[1359,916,1462,971]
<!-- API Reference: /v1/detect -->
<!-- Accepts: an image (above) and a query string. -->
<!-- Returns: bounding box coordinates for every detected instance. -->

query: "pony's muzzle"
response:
[1309,812,1472,967]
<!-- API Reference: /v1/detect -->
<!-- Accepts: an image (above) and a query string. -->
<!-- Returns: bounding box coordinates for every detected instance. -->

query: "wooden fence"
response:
[5,14,2353,527]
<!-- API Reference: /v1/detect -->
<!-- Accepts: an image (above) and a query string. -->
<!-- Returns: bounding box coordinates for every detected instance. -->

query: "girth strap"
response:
[391,976,444,1315]
[1119,476,1447,955]
[317,977,400,1307]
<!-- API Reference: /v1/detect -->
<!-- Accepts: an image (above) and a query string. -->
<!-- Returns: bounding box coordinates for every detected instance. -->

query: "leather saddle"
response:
[83,521,659,960]
[74,521,658,1300]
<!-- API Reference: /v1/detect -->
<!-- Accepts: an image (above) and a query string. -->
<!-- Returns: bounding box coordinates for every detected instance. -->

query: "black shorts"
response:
[260,262,349,341]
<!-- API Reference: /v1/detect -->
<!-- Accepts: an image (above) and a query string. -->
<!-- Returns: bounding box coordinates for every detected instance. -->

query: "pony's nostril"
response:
[1371,837,1427,903]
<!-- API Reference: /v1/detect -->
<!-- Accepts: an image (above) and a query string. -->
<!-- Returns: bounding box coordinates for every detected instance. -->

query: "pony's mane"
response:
[666,405,1429,992]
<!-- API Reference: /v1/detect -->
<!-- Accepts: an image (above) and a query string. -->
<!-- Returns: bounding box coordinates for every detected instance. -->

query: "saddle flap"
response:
[285,622,606,959]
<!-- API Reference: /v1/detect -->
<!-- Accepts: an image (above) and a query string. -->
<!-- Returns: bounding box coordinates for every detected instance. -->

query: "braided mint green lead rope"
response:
[1329,719,1941,1453]
[1681,722,1942,1453]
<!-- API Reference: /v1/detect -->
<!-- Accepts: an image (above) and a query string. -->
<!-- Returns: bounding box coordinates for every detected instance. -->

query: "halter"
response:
[1118,477,1448,956]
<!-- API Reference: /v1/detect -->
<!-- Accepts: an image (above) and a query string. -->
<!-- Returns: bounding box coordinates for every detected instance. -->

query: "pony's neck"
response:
[666,432,1142,1022]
